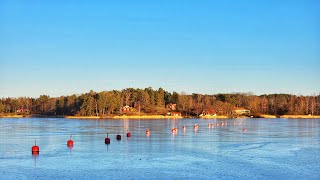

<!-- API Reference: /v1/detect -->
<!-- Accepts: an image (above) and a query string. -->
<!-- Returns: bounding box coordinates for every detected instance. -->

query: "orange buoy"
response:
[67,135,74,147]
[116,131,121,140]
[146,129,150,135]
[32,140,39,154]
[126,130,131,137]
[194,124,198,132]
[172,127,178,133]
[194,124,198,128]
[105,133,110,144]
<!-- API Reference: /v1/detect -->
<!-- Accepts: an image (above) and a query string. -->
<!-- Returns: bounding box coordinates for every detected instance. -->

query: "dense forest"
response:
[0,87,320,117]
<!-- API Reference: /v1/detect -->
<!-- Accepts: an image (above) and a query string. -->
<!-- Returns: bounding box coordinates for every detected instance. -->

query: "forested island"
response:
[0,87,319,118]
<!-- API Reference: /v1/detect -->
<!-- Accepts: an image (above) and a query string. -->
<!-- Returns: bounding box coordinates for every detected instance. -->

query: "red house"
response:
[122,105,131,112]
[202,109,215,116]
[170,111,181,117]
[16,109,30,113]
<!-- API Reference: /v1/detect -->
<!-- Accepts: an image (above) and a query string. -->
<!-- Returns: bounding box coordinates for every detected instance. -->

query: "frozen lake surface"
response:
[0,118,319,179]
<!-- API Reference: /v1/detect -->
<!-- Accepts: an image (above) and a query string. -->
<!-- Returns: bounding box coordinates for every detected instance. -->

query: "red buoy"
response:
[126,130,131,137]
[32,140,39,154]
[105,133,110,144]
[172,127,177,133]
[146,129,150,135]
[67,135,74,147]
[116,131,121,140]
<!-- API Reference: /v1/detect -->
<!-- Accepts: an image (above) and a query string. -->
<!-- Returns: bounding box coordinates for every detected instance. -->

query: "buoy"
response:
[126,130,131,137]
[172,127,178,133]
[194,124,198,128]
[67,135,74,147]
[182,125,186,132]
[146,129,150,135]
[116,131,121,140]
[32,140,39,154]
[105,133,110,144]
[243,128,246,133]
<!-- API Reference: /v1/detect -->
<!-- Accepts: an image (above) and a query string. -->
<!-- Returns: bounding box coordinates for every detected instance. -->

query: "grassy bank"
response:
[199,115,228,119]
[258,114,277,118]
[64,115,183,119]
[64,116,101,119]
[280,115,320,119]
[0,114,26,118]
[2,114,320,119]
[113,115,183,119]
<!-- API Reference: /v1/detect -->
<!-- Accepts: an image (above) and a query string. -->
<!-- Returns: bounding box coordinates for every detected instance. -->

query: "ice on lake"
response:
[0,118,319,179]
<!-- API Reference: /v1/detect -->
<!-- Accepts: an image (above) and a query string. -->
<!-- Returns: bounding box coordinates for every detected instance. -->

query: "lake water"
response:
[0,118,319,179]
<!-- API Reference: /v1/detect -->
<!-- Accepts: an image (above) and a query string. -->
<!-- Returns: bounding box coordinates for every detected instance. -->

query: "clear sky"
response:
[1,0,319,97]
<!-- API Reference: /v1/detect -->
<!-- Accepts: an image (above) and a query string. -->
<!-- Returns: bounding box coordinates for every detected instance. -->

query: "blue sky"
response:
[1,0,319,97]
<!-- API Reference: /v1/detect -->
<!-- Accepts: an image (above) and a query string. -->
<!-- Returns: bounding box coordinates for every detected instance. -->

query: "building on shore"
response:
[233,107,250,115]
[169,111,182,117]
[16,109,30,113]
[199,109,216,117]
[122,105,131,113]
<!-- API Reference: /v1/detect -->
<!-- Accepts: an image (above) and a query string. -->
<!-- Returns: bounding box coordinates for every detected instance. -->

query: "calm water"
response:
[0,118,319,179]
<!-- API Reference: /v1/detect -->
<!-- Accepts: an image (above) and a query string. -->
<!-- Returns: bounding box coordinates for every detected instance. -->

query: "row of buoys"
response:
[207,121,236,128]
[32,123,247,154]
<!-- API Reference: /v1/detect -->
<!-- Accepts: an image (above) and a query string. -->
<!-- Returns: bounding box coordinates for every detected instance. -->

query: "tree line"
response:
[1,87,319,116]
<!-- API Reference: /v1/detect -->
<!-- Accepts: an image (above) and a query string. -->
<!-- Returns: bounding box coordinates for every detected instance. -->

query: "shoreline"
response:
[1,114,320,119]
[113,115,183,119]
[280,115,320,119]
[199,115,228,119]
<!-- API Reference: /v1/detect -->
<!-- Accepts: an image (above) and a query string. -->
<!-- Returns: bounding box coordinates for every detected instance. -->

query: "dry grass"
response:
[0,114,25,118]
[280,115,320,119]
[199,115,228,119]
[64,116,101,119]
[113,115,183,119]
[259,114,277,118]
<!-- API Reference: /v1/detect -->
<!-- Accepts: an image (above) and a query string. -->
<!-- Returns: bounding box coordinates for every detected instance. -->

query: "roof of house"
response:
[234,107,248,111]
